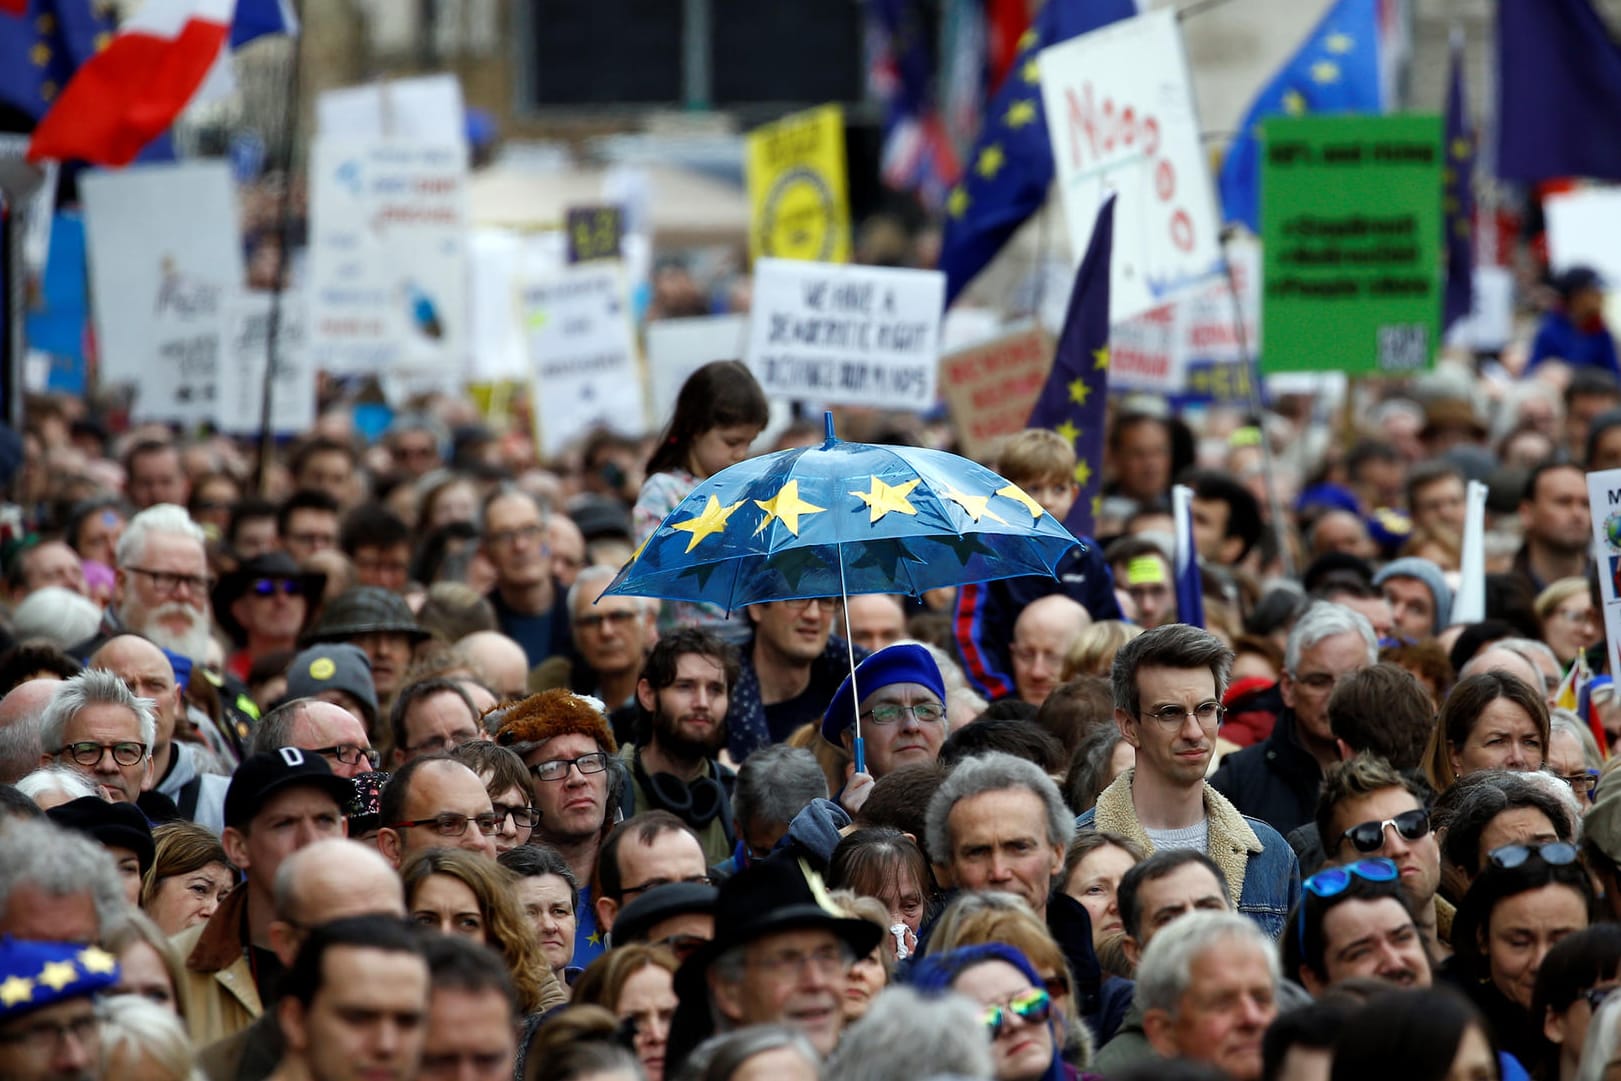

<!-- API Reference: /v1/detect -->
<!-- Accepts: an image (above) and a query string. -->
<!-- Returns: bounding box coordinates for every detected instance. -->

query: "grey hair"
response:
[251,698,316,756]
[1523,769,1583,841]
[566,564,646,617]
[39,669,156,754]
[1550,708,1605,769]
[1136,911,1278,1018]
[14,764,97,804]
[114,503,205,571]
[0,714,44,783]
[924,751,1075,866]
[733,745,829,832]
[97,993,199,1081]
[826,987,992,1081]
[1110,624,1234,718]
[0,818,126,936]
[1498,637,1560,682]
[678,1024,823,1081]
[1283,601,1377,675]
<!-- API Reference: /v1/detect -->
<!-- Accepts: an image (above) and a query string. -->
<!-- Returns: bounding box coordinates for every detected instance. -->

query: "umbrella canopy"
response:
[604,417,1082,612]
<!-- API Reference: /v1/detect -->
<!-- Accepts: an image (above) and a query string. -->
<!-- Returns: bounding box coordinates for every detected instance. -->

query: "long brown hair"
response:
[1424,670,1549,791]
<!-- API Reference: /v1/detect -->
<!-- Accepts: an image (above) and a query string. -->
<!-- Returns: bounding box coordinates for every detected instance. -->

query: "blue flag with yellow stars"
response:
[1029,194,1113,539]
[1442,31,1474,331]
[938,0,1136,306]
[1217,0,1386,233]
[0,0,110,121]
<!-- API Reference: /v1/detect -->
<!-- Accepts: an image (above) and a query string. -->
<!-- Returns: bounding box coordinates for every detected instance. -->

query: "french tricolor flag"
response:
[28,0,295,167]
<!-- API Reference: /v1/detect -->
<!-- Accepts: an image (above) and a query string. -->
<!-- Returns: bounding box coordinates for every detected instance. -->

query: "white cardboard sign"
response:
[523,262,645,456]
[1039,8,1223,323]
[746,258,945,409]
[216,291,316,435]
[1590,468,1621,683]
[645,314,749,425]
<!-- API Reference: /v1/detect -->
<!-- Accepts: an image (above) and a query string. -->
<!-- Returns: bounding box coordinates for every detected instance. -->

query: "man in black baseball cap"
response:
[666,858,882,1074]
[174,750,352,1047]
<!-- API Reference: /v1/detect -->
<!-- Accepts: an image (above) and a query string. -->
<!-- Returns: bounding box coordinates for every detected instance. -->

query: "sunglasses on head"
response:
[1299,858,1400,953]
[982,988,1052,1040]
[1339,809,1430,854]
[1487,842,1579,870]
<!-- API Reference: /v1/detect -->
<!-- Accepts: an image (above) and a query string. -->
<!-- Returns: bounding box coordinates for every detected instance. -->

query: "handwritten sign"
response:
[566,205,624,264]
[308,138,470,378]
[745,105,852,264]
[1590,468,1621,683]
[939,328,1054,461]
[1039,9,1222,323]
[216,292,316,435]
[746,258,944,410]
[1261,114,1442,374]
[522,262,644,456]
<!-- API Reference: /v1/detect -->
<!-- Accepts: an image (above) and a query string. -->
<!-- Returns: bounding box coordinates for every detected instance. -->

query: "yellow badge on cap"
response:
[309,657,336,681]
[1126,555,1167,587]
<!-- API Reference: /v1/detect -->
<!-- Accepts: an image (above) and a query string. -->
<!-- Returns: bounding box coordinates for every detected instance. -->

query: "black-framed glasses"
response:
[1299,858,1399,952]
[311,744,379,768]
[1488,842,1579,870]
[387,812,501,838]
[124,565,211,596]
[1138,702,1225,728]
[620,874,712,900]
[405,731,481,756]
[250,577,302,598]
[59,740,147,767]
[492,804,540,830]
[982,988,1052,1040]
[862,702,945,726]
[1340,809,1430,854]
[531,752,610,783]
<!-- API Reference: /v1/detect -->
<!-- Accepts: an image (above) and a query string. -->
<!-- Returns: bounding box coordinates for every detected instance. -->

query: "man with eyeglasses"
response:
[622,629,740,864]
[1009,594,1091,707]
[559,566,656,736]
[1212,602,1379,835]
[389,679,485,768]
[88,635,197,812]
[301,587,431,705]
[0,937,120,1081]
[1316,755,1447,960]
[91,504,213,664]
[480,488,575,671]
[38,669,153,805]
[726,596,865,762]
[594,810,711,938]
[820,643,949,815]
[1284,858,1430,996]
[494,689,619,967]
[1081,623,1300,939]
[376,755,499,867]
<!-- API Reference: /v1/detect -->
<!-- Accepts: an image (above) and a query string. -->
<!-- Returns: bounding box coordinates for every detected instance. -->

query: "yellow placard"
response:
[745,104,851,264]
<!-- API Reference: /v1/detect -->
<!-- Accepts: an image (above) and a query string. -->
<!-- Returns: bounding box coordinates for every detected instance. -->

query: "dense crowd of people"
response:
[1,320,1621,1081]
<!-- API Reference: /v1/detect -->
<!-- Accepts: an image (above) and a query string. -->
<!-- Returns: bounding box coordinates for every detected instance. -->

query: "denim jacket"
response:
[1076,769,1300,939]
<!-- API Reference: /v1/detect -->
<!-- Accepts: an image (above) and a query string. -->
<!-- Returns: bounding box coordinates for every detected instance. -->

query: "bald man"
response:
[90,634,200,810]
[1458,647,1545,697]
[0,679,62,783]
[842,594,908,654]
[458,631,530,702]
[1011,595,1091,706]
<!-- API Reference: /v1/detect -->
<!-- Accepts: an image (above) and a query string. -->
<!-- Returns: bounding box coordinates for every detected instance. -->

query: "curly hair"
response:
[495,689,617,757]
[399,848,566,1015]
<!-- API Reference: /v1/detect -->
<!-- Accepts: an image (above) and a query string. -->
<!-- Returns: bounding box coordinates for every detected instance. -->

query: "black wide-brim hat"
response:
[212,551,326,644]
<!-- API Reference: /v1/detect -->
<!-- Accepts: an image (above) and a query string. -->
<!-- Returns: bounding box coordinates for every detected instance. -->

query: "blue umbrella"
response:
[603,413,1082,772]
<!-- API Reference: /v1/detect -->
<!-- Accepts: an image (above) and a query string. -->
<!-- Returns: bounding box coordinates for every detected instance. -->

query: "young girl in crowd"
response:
[633,360,769,635]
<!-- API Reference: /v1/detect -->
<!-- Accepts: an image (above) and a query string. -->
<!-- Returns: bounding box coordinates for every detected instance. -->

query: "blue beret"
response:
[821,643,947,746]
[0,938,118,1021]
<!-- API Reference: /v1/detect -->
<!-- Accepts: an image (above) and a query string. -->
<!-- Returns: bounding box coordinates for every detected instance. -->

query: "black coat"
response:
[1209,706,1325,836]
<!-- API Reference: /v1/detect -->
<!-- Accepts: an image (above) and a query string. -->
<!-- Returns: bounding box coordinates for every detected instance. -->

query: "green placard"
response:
[1260,114,1443,375]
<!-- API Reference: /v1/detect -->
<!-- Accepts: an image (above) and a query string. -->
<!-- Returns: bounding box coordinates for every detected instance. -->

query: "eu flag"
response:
[0,0,109,121]
[1442,32,1474,331]
[938,0,1135,306]
[867,0,960,210]
[231,0,299,49]
[1171,483,1205,630]
[1498,0,1621,183]
[1217,0,1385,232]
[1029,194,1112,540]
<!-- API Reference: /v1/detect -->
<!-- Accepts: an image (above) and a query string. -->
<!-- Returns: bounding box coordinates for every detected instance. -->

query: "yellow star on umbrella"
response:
[76,948,116,975]
[36,961,77,993]
[1093,347,1110,371]
[851,476,921,523]
[996,484,1045,520]
[671,494,744,553]
[754,480,825,537]
[1068,378,1090,405]
[1055,419,1080,445]
[0,976,31,1007]
[944,487,1007,524]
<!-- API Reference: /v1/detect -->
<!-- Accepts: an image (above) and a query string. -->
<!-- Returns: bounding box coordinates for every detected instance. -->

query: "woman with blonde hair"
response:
[572,943,680,1081]
[1535,577,1600,665]
[104,909,190,1023]
[827,890,893,1023]
[399,847,566,1017]
[1061,621,1142,681]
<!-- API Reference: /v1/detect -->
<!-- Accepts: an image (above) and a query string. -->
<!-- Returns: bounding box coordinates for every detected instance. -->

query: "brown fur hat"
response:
[493,688,617,756]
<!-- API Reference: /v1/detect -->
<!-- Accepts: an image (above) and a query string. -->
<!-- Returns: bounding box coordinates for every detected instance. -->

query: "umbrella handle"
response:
[852,736,866,776]
[837,540,865,776]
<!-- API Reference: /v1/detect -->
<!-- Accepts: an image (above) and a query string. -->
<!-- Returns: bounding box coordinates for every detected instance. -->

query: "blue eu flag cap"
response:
[0,938,119,1021]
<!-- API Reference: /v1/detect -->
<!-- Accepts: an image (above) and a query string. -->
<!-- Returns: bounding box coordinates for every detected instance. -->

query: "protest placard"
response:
[216,292,315,436]
[1261,114,1443,375]
[745,105,852,264]
[317,74,466,147]
[308,138,471,379]
[939,328,1054,461]
[645,314,749,424]
[81,161,241,423]
[566,205,625,264]
[1545,188,1621,285]
[1039,9,1223,323]
[746,258,945,410]
[523,262,645,456]
[1589,468,1621,682]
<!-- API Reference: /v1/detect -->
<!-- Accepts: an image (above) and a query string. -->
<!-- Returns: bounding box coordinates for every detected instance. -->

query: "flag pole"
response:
[256,2,304,496]
[1218,228,1294,579]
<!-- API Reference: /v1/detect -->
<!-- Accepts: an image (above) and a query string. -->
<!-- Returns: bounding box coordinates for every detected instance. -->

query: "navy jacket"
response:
[1209,704,1325,837]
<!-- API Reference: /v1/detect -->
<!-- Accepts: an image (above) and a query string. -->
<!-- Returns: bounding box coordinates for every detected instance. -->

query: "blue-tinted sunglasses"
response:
[1298,857,1400,953]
